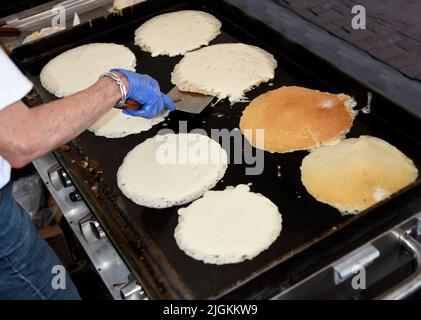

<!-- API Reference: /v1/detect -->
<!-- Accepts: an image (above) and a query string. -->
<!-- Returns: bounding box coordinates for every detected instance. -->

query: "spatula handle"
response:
[0,27,21,37]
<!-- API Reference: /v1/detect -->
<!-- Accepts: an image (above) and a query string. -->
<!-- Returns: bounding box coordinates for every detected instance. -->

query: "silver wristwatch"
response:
[100,71,127,108]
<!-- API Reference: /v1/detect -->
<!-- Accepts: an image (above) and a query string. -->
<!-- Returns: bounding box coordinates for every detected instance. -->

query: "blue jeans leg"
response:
[0,182,80,300]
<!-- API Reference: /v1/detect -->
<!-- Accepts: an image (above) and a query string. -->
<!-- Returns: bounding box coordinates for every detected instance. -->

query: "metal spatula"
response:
[166,87,214,114]
[123,87,214,114]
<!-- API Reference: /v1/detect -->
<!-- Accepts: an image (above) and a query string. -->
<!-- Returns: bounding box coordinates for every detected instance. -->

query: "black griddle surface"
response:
[12,0,421,299]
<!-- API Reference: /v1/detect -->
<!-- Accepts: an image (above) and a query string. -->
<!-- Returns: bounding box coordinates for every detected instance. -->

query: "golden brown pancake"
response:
[239,86,356,153]
[300,135,418,214]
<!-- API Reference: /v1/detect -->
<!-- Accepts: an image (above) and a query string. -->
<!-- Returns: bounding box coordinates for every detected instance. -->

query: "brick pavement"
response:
[274,0,421,82]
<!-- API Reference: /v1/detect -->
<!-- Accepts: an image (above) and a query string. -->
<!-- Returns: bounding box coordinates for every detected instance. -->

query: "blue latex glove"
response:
[111,68,176,119]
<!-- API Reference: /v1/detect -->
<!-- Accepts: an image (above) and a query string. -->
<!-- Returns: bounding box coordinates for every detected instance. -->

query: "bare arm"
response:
[0,73,128,168]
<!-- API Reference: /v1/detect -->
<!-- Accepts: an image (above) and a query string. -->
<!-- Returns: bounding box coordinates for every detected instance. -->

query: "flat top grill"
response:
[11,0,421,299]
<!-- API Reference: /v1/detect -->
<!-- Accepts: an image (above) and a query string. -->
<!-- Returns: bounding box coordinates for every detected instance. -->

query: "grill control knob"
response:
[48,164,72,190]
[69,189,82,202]
[79,214,106,243]
[120,281,148,300]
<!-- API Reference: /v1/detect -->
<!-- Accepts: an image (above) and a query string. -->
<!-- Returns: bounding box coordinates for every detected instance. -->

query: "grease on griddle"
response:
[90,184,100,198]
[60,144,70,152]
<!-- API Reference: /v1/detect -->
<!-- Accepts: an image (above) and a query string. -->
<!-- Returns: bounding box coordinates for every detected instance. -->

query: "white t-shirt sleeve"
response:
[0,48,33,189]
[0,48,33,109]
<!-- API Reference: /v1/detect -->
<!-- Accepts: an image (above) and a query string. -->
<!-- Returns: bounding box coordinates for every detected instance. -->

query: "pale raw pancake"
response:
[301,136,418,214]
[112,0,146,11]
[117,133,228,208]
[88,109,168,138]
[22,27,65,44]
[40,43,136,97]
[171,43,277,103]
[174,184,283,265]
[240,86,356,153]
[134,10,221,57]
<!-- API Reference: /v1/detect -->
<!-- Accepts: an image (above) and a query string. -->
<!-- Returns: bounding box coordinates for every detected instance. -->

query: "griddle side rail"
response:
[272,213,421,300]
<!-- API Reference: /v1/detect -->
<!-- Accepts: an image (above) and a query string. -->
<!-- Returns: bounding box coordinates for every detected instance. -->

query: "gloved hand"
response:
[111,68,176,119]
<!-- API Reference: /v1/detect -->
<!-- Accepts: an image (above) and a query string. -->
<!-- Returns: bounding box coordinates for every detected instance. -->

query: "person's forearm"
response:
[0,73,128,167]
[31,75,124,150]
